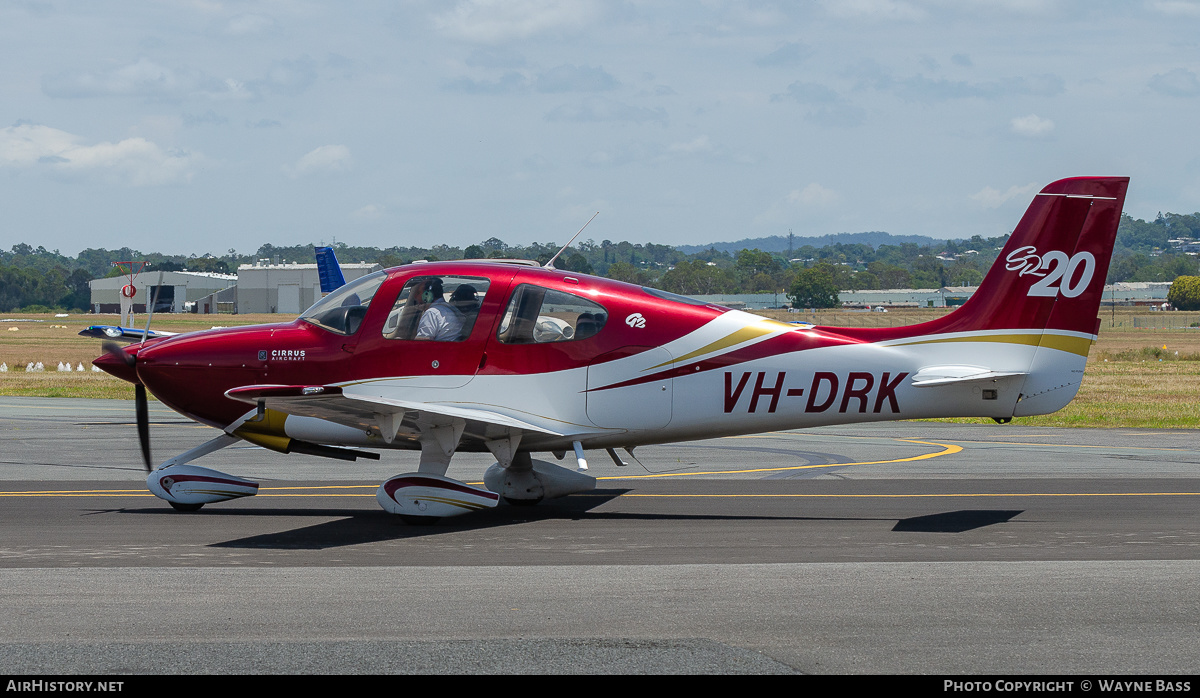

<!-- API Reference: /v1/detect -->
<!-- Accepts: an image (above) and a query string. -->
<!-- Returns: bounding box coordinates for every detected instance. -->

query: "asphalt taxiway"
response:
[2,397,1199,673]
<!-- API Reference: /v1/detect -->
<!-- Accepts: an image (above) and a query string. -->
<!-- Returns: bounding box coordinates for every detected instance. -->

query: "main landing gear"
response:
[376,431,596,524]
[143,428,596,524]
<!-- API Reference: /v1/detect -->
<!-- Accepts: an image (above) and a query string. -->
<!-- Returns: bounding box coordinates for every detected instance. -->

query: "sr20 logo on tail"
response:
[1005,246,1096,298]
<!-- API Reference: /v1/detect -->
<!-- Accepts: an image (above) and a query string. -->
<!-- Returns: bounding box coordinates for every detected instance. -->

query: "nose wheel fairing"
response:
[147,464,260,507]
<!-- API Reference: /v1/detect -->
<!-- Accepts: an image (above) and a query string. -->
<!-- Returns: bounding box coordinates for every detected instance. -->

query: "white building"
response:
[89,271,237,314]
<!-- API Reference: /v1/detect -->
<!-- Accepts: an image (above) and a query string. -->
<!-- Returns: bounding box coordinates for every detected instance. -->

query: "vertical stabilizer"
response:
[900,177,1129,416]
[930,176,1128,337]
[315,246,347,295]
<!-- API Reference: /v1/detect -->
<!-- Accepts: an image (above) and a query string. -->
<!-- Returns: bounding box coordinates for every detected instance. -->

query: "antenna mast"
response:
[543,212,599,270]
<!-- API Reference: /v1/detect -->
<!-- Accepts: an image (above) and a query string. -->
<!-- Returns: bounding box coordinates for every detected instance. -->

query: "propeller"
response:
[101,269,162,474]
[103,340,153,472]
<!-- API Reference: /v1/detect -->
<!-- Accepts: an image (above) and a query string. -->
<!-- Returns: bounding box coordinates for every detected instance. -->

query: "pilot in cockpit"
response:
[415,278,464,341]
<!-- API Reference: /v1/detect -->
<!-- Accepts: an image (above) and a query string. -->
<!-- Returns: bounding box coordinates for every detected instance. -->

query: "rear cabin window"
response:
[382,275,490,342]
[497,284,607,344]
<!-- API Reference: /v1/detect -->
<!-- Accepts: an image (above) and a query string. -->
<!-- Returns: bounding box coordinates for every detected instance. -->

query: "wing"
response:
[224,383,601,452]
[79,326,177,342]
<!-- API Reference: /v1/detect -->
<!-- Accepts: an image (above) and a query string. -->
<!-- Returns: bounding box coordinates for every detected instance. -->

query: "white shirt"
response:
[416,299,464,341]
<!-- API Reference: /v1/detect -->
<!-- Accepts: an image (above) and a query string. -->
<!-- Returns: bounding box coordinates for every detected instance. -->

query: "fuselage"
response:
[97,260,1092,453]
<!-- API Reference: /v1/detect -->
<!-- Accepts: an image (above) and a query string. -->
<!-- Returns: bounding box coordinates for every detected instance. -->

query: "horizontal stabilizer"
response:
[910,365,1028,387]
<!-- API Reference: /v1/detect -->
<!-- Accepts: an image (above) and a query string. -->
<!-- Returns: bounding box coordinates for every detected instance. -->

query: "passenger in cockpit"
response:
[449,284,480,340]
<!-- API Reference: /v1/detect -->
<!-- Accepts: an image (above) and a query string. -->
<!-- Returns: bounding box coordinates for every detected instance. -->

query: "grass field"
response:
[1,308,1197,428]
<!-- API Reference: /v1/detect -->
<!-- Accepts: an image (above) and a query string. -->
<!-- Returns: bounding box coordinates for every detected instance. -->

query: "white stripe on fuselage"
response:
[301,320,1089,450]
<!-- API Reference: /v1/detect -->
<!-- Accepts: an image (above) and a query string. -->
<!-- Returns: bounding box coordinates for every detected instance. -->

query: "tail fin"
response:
[887,176,1129,417]
[931,176,1128,337]
[314,246,347,295]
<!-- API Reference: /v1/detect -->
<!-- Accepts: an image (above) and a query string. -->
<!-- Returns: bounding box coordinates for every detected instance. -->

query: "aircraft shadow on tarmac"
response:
[108,488,960,549]
[114,495,1026,549]
[892,509,1024,533]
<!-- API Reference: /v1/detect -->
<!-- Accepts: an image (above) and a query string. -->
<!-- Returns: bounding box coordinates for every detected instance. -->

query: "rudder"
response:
[315,246,347,294]
[932,176,1128,337]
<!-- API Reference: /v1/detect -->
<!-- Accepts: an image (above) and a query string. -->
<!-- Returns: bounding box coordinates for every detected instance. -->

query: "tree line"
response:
[1,210,1197,312]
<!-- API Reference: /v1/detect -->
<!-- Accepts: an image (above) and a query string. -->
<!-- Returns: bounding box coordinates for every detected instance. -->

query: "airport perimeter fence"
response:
[759,309,954,328]
[757,310,1200,331]
[1120,314,1200,331]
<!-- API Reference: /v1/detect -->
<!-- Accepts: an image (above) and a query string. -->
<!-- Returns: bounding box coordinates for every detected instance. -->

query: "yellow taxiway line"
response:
[596,438,962,479]
[3,489,1199,501]
[0,434,1196,500]
[612,492,1200,499]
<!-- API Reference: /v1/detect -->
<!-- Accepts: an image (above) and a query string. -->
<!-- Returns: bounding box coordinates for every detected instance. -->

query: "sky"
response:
[1,1,1198,257]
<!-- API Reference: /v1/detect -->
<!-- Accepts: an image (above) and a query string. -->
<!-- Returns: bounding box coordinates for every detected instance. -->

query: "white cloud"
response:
[755,42,814,68]
[442,71,528,94]
[559,199,609,224]
[1148,0,1200,17]
[224,14,275,36]
[970,182,1038,209]
[755,183,840,224]
[921,0,1062,14]
[434,0,602,43]
[350,204,383,221]
[668,136,712,154]
[1010,114,1054,137]
[535,64,617,93]
[1148,68,1200,97]
[42,56,314,101]
[545,98,668,125]
[788,183,840,207]
[822,0,924,21]
[772,82,867,127]
[284,145,351,178]
[0,123,196,186]
[42,58,203,99]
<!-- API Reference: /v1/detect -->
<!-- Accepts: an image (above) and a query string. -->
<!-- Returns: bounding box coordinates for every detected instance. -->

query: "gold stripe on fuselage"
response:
[885,331,1094,358]
[646,318,797,371]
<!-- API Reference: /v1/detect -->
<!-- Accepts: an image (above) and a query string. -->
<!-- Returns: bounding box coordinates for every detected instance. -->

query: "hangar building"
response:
[88,271,238,314]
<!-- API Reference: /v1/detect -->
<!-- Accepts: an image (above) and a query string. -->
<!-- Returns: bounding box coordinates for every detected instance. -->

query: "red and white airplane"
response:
[95,176,1128,522]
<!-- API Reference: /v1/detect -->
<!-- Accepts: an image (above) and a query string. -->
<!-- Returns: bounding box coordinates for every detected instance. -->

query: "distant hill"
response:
[677,231,946,256]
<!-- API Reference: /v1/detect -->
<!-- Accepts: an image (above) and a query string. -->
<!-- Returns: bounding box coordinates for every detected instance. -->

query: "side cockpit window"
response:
[382,275,490,342]
[497,284,607,344]
[300,271,387,336]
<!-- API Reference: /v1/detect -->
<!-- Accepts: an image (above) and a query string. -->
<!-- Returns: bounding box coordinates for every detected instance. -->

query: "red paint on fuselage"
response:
[134,322,327,426]
[108,262,730,428]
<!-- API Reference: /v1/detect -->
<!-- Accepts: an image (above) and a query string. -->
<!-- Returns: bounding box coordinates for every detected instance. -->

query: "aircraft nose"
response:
[133,340,180,388]
[133,335,236,401]
[92,346,140,384]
